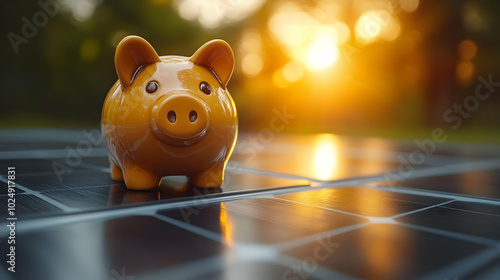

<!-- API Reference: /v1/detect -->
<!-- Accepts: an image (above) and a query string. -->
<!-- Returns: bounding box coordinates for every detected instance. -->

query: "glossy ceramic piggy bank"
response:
[101,36,238,190]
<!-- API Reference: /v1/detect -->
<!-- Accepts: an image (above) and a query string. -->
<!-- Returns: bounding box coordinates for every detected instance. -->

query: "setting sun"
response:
[306,30,340,71]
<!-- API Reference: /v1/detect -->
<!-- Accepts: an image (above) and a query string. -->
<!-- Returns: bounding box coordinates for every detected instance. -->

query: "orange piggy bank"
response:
[101,36,238,190]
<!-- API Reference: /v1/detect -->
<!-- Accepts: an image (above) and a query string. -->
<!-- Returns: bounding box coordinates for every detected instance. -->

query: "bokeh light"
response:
[456,61,474,83]
[241,54,264,77]
[173,0,265,29]
[2,0,498,144]
[400,0,420,13]
[282,61,304,83]
[458,39,477,60]
[355,10,400,44]
[239,29,264,77]
[58,0,102,21]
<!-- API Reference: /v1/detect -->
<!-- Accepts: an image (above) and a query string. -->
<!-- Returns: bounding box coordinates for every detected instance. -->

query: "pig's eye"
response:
[199,81,211,95]
[146,81,159,94]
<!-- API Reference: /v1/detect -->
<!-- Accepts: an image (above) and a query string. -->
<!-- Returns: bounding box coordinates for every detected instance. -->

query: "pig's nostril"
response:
[167,111,176,123]
[189,110,197,123]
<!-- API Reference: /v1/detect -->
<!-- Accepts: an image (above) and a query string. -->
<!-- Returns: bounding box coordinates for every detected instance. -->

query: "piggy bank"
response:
[101,36,238,190]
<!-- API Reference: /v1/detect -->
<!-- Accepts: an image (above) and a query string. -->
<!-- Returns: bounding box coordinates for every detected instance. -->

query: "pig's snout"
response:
[150,93,210,146]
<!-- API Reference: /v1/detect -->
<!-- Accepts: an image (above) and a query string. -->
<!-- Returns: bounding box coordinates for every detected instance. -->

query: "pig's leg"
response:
[109,159,124,182]
[122,163,160,190]
[189,164,224,188]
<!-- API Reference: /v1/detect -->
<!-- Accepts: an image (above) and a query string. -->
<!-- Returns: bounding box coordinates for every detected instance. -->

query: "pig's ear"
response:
[189,40,234,89]
[115,36,161,87]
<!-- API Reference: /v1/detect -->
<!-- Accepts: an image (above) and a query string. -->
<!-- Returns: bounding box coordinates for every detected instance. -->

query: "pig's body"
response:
[102,36,237,190]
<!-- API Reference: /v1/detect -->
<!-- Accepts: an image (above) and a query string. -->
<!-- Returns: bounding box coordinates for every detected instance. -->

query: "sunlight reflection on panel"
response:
[313,134,339,180]
[220,202,233,247]
[460,171,492,198]
[359,225,415,278]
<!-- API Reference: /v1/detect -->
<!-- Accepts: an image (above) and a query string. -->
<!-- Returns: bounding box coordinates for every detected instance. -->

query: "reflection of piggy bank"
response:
[101,36,238,190]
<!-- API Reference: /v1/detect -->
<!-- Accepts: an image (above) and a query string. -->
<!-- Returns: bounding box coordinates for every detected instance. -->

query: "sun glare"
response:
[306,32,340,71]
[355,11,384,43]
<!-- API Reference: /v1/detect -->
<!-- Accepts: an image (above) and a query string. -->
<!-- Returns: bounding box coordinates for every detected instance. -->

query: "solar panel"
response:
[0,129,499,280]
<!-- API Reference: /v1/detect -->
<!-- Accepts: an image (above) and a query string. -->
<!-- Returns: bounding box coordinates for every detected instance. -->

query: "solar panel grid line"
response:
[257,136,500,159]
[37,182,122,193]
[7,185,489,248]
[274,223,370,251]
[1,174,497,236]
[274,185,497,219]
[257,157,500,187]
[2,138,497,189]
[226,164,321,182]
[152,213,223,243]
[389,199,457,219]
[374,185,500,206]
[273,196,369,219]
[267,196,500,250]
[0,176,75,212]
[148,194,494,253]
[0,147,108,160]
[438,206,500,218]
[379,157,500,182]
[468,260,500,279]
[417,247,500,280]
[0,184,313,235]
[325,146,477,166]
[192,150,498,185]
[399,223,500,247]
[1,130,500,279]
[0,178,496,231]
